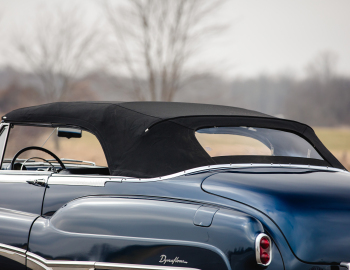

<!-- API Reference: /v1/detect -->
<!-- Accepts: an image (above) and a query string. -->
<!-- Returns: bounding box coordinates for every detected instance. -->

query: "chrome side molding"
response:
[0,174,49,184]
[27,251,95,270]
[26,251,200,270]
[0,243,201,270]
[341,262,350,269]
[48,175,113,187]
[96,262,200,270]
[0,243,26,266]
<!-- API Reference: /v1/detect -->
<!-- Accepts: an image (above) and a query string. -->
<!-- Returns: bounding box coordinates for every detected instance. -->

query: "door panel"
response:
[42,175,113,216]
[0,172,50,269]
[0,173,49,214]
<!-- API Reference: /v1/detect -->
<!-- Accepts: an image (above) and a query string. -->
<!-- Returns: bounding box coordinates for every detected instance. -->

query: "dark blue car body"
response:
[0,102,348,270]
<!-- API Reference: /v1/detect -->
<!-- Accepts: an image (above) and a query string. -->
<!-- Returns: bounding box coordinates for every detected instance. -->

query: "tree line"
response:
[0,1,348,127]
[0,64,349,127]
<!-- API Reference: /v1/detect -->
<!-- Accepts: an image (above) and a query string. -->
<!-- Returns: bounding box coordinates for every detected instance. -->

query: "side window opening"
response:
[195,126,323,160]
[196,132,272,157]
[2,125,108,174]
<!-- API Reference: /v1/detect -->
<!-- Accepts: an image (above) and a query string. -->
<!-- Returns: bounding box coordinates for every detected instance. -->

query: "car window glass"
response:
[195,126,323,160]
[196,133,271,156]
[4,125,107,167]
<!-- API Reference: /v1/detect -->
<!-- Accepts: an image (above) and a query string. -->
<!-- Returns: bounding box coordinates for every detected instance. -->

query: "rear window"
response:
[195,127,323,160]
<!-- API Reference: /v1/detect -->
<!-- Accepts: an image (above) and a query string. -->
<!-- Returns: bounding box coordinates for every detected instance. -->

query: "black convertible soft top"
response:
[2,102,345,177]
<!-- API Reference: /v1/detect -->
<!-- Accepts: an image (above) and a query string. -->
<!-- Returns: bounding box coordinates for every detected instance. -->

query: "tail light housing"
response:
[255,233,272,266]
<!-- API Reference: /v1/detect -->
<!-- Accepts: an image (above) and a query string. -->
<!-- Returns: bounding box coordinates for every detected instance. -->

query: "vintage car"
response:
[0,101,349,270]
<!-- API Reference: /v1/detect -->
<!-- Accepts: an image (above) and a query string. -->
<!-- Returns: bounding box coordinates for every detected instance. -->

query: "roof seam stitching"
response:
[115,104,163,121]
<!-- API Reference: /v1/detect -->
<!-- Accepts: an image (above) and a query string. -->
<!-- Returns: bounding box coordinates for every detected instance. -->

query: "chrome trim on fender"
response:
[96,262,200,270]
[27,252,95,270]
[26,251,200,270]
[0,243,26,266]
[341,262,350,269]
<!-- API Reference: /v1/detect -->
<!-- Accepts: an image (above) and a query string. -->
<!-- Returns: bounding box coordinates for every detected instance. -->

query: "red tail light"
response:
[255,233,272,266]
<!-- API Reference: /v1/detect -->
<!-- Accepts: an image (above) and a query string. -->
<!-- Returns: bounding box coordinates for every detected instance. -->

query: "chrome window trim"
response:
[111,163,348,183]
[0,123,10,168]
[43,163,348,187]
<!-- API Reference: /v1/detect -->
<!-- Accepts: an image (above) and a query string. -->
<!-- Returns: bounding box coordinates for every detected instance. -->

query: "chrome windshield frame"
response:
[0,123,10,168]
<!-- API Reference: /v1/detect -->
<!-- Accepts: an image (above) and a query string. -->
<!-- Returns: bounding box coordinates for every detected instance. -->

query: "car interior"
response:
[1,124,110,175]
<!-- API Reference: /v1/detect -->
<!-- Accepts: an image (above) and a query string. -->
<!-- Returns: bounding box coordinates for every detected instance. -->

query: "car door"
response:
[0,123,51,269]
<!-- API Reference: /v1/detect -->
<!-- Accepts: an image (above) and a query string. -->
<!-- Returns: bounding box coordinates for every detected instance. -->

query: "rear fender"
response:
[27,196,284,270]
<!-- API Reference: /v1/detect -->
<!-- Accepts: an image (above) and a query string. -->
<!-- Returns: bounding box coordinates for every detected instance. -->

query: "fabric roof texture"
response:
[2,102,345,177]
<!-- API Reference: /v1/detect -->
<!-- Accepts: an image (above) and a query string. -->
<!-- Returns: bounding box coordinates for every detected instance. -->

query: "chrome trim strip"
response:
[46,163,348,186]
[255,233,272,266]
[0,174,49,184]
[48,175,115,186]
[26,251,200,270]
[0,243,26,266]
[26,257,52,270]
[341,262,350,269]
[96,262,200,270]
[0,206,39,218]
[112,163,348,183]
[27,251,95,270]
[0,170,52,175]
[0,123,10,167]
[0,243,26,255]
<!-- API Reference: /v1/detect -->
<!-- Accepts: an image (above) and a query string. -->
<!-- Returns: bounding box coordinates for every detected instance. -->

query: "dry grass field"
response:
[314,127,350,170]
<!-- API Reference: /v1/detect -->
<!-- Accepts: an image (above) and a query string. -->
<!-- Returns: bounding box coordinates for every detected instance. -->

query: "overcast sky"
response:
[0,0,349,78]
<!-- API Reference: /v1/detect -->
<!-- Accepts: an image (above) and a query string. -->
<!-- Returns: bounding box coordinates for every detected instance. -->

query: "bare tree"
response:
[306,51,338,83]
[103,0,226,101]
[11,4,103,102]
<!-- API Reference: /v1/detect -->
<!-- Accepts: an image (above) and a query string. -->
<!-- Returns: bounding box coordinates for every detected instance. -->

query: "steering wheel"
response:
[21,157,57,172]
[10,146,66,171]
